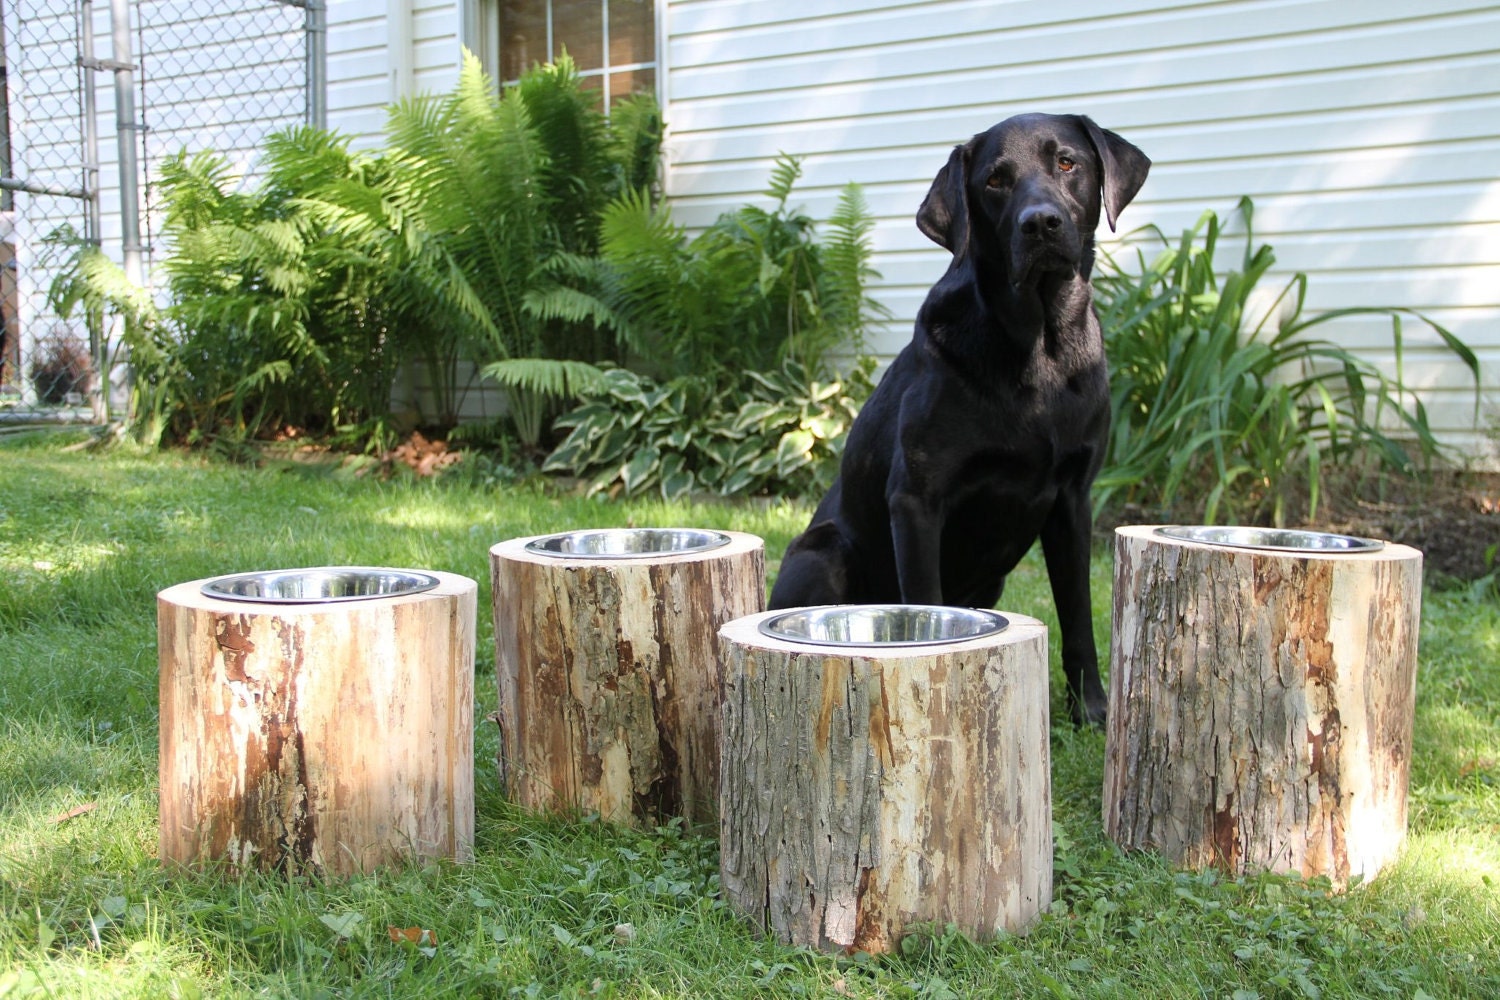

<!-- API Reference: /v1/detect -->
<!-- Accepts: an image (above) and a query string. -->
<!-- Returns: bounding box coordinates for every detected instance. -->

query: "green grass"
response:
[1,433,1496,998]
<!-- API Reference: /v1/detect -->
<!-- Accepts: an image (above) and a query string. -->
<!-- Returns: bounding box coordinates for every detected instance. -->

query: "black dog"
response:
[768,113,1149,726]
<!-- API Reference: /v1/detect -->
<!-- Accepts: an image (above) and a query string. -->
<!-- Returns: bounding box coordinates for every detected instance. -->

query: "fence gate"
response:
[0,0,95,416]
[0,0,320,422]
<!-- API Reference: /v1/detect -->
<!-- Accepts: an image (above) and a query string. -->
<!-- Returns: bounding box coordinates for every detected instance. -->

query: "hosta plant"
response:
[542,358,875,499]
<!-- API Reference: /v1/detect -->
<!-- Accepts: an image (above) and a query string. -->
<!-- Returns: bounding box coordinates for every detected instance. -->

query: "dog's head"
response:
[916,114,1150,285]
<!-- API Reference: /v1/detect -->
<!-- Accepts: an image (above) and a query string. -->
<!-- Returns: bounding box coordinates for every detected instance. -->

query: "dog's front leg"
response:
[1040,488,1108,726]
[889,489,945,605]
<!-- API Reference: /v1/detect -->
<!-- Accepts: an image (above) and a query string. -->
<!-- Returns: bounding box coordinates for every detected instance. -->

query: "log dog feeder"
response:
[718,605,1052,954]
[490,528,764,827]
[1104,525,1423,886]
[158,567,477,876]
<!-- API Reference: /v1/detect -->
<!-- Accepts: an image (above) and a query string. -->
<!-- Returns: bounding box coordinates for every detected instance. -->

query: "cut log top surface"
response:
[491,530,763,568]
[158,571,476,614]
[721,608,1046,657]
[1118,524,1421,564]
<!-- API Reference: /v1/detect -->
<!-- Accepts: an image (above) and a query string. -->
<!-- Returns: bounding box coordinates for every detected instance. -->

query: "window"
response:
[473,0,656,106]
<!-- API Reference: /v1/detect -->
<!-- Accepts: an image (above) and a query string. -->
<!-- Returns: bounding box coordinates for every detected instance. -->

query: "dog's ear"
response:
[916,142,972,255]
[1078,117,1151,232]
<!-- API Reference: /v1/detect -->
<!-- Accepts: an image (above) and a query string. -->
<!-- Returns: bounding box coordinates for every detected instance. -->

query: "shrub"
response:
[489,153,885,470]
[217,52,663,443]
[1093,197,1479,526]
[382,51,663,437]
[49,131,475,449]
[27,327,93,404]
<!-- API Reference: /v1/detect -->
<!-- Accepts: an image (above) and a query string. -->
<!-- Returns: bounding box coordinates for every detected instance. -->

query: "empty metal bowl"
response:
[758,604,1010,647]
[524,528,732,559]
[1154,525,1384,553]
[201,567,442,603]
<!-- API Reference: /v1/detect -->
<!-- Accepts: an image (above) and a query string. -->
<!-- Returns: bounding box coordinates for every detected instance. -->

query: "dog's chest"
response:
[966,354,1106,446]
[927,367,1107,505]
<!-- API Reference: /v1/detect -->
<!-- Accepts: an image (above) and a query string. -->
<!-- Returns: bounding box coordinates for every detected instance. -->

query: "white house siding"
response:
[325,0,462,145]
[326,2,391,140]
[412,0,462,94]
[661,0,1500,460]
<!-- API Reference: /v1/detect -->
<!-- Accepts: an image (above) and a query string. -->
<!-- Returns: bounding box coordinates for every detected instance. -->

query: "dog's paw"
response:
[1070,693,1108,729]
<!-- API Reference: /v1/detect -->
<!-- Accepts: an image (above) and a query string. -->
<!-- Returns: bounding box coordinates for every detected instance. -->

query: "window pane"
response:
[608,68,655,104]
[553,0,604,73]
[577,72,605,113]
[609,0,654,67]
[499,0,548,81]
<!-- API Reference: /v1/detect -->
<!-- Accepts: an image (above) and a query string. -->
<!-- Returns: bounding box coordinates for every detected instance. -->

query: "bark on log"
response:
[157,572,476,876]
[1104,525,1423,886]
[718,610,1052,953]
[491,531,764,826]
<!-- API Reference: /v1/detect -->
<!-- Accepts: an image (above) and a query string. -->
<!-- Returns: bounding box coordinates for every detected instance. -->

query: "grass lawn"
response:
[1,432,1496,998]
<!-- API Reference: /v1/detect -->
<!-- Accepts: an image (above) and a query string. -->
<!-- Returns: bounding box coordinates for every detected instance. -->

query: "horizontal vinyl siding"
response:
[326,1,391,143]
[325,0,462,145]
[663,0,1500,459]
[412,1,463,95]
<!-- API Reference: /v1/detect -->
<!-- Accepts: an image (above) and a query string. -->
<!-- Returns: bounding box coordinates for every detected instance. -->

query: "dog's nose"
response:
[1018,204,1065,239]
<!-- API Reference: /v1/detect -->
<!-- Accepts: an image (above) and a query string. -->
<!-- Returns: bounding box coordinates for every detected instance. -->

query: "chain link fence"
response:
[1,0,91,411]
[136,0,314,268]
[0,0,319,419]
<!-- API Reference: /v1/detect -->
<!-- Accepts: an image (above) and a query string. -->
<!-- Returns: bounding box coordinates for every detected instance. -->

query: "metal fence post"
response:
[108,0,141,290]
[305,0,326,129]
[79,0,106,421]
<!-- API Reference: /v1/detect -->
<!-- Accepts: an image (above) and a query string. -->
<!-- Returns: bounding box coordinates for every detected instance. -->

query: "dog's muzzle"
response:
[1009,200,1081,284]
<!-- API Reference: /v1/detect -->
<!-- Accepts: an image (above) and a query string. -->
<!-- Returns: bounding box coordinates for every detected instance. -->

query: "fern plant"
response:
[382,51,663,443]
[49,55,664,450]
[50,130,457,448]
[527,154,888,383]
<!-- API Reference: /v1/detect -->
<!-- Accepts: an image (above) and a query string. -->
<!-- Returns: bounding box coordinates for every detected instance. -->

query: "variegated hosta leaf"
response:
[541,357,876,498]
[620,447,660,494]
[658,452,695,499]
[590,424,634,467]
[775,429,815,476]
[804,415,844,440]
[551,400,614,432]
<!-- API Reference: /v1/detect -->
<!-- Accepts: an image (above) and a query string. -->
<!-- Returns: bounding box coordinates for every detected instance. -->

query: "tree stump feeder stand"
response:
[158,567,477,876]
[1104,525,1423,887]
[719,605,1052,954]
[491,528,765,827]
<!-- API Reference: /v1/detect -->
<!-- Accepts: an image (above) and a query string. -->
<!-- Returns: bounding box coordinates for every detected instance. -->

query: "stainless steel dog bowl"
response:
[201,567,442,603]
[1154,525,1384,553]
[524,528,732,559]
[758,605,1010,647]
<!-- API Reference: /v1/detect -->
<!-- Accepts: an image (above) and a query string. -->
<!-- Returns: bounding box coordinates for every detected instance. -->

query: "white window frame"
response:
[461,0,662,107]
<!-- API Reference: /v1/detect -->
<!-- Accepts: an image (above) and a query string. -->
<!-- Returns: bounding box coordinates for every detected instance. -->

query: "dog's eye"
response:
[1057,156,1076,172]
[986,173,1006,189]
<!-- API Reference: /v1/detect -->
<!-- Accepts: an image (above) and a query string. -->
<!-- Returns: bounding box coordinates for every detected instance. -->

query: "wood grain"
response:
[1104,525,1422,886]
[491,532,765,827]
[718,610,1052,953]
[157,572,476,876]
